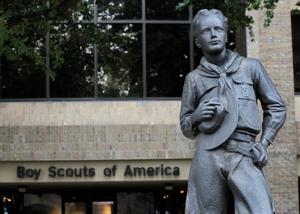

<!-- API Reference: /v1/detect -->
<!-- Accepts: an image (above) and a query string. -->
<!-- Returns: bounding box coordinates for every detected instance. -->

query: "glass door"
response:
[63,200,114,214]
[64,202,86,214]
[92,201,114,214]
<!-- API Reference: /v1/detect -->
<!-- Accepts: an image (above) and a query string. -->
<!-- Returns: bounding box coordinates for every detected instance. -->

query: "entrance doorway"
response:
[62,192,116,214]
[63,201,114,214]
[1,182,187,214]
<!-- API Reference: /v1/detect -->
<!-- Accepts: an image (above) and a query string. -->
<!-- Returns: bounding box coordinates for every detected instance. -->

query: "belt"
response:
[229,132,256,143]
[224,139,256,158]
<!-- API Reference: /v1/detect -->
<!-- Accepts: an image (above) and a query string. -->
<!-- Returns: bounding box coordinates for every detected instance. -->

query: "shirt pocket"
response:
[232,76,261,130]
[232,76,256,101]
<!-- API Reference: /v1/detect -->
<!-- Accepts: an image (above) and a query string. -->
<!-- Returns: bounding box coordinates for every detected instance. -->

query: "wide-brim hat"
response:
[198,97,226,134]
[197,90,239,150]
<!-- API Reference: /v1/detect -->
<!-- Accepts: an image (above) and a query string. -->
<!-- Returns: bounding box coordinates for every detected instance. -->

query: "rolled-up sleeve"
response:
[180,74,200,139]
[254,60,287,143]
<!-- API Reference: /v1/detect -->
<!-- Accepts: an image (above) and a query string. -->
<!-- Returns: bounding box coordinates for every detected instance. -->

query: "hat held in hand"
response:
[197,91,239,150]
[198,97,226,134]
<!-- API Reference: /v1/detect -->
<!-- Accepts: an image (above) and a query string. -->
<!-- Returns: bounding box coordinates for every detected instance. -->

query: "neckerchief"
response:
[197,50,243,112]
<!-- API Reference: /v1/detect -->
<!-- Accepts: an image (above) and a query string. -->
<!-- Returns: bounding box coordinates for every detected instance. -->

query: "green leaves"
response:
[0,18,6,54]
[177,0,279,34]
[0,0,88,79]
[263,0,279,27]
[1,0,280,81]
[176,0,191,10]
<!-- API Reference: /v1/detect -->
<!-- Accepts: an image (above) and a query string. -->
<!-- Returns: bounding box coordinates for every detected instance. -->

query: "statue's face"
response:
[195,16,227,55]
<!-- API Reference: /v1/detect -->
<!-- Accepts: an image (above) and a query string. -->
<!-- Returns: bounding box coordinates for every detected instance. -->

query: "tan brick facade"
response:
[0,101,193,161]
[247,1,299,212]
[0,0,299,213]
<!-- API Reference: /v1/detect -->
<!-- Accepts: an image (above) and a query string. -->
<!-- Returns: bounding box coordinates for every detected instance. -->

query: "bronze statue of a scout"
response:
[180,9,287,213]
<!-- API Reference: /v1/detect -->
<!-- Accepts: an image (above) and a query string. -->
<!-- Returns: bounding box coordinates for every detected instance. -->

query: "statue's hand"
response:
[190,100,218,125]
[251,140,269,169]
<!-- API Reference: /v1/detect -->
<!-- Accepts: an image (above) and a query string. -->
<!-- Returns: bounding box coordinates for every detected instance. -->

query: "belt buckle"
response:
[226,141,239,152]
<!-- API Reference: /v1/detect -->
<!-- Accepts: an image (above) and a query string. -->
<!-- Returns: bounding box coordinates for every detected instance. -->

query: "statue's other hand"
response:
[251,143,268,169]
[191,101,217,125]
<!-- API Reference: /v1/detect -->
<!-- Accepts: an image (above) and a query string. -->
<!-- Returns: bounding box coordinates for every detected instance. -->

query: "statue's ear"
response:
[195,38,201,48]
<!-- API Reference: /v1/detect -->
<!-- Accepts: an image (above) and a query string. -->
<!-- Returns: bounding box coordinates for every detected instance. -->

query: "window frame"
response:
[0,1,246,101]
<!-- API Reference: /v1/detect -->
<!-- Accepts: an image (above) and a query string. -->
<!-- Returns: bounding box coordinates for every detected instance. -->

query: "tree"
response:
[0,0,93,78]
[178,0,279,31]
[0,0,279,91]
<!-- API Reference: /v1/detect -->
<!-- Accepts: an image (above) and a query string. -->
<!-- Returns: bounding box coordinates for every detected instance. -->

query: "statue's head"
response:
[192,9,228,55]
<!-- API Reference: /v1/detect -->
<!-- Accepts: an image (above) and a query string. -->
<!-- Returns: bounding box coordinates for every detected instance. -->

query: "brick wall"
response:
[0,101,194,161]
[247,0,299,212]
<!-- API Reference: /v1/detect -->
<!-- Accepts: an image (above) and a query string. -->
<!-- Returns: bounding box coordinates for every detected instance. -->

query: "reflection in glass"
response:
[24,193,61,214]
[69,0,94,22]
[292,14,300,93]
[146,24,190,97]
[96,24,143,97]
[92,201,113,214]
[1,29,46,98]
[65,202,86,214]
[50,24,95,98]
[97,0,141,21]
[117,192,154,213]
[146,0,188,20]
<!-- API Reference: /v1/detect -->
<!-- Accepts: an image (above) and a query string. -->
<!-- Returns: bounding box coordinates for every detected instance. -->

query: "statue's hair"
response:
[192,9,228,37]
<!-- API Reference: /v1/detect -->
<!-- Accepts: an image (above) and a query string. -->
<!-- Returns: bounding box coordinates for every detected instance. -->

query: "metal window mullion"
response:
[46,31,50,99]
[96,20,143,24]
[142,0,147,98]
[94,47,98,98]
[45,0,50,100]
[95,20,190,24]
[145,20,190,24]
[94,0,98,98]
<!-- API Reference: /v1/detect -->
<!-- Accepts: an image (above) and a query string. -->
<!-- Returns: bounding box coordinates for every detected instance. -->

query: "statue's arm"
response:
[254,60,287,147]
[180,74,200,139]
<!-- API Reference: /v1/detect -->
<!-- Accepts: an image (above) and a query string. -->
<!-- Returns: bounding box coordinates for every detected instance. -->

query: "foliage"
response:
[0,0,145,97]
[291,1,300,15]
[177,0,279,38]
[0,0,279,84]
[0,0,91,80]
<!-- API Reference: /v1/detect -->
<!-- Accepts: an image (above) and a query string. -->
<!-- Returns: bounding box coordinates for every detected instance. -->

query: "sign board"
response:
[0,160,191,184]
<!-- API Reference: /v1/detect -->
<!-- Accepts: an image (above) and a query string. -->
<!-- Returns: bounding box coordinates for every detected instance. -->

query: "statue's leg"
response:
[227,155,274,214]
[185,146,229,214]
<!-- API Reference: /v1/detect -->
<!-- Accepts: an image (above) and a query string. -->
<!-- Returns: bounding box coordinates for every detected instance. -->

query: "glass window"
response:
[92,201,114,214]
[1,57,46,99]
[0,26,46,99]
[146,0,189,20]
[97,0,142,21]
[64,202,86,214]
[117,192,154,214]
[49,24,95,98]
[292,13,300,93]
[72,0,95,22]
[146,24,190,97]
[0,1,246,100]
[97,24,143,97]
[24,193,62,214]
